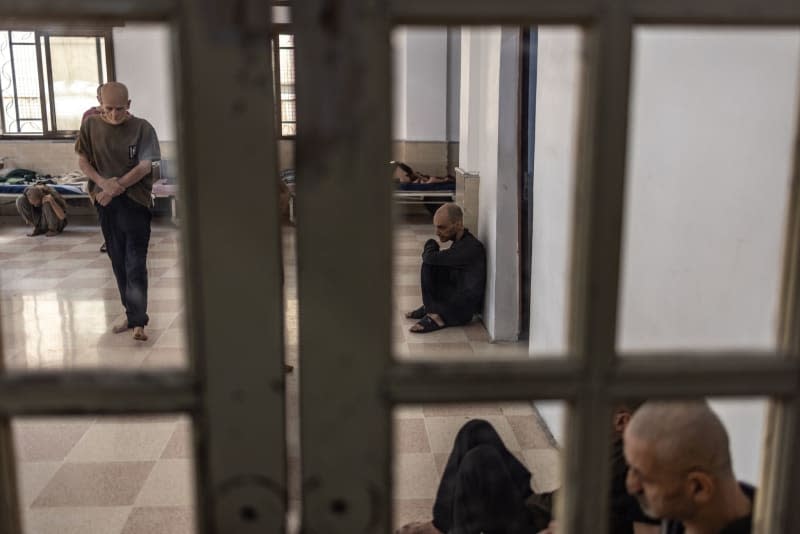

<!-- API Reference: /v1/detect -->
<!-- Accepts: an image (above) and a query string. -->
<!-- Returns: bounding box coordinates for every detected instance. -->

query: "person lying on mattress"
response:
[392,161,455,185]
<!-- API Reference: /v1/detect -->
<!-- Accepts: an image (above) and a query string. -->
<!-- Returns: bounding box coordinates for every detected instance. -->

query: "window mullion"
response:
[562,3,635,534]
[34,30,49,134]
[757,73,800,533]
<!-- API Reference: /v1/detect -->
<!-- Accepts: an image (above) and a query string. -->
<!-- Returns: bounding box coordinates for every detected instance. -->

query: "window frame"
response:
[271,24,296,139]
[0,26,115,140]
[0,1,796,534]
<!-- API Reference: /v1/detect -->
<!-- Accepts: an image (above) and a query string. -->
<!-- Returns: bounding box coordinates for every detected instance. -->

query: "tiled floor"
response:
[0,215,560,533]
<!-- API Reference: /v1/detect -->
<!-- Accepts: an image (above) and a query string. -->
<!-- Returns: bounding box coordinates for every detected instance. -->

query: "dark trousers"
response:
[97,195,151,327]
[421,263,478,326]
[432,420,544,534]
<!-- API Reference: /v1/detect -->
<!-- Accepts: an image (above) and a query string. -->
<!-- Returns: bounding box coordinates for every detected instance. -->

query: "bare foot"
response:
[133,326,148,341]
[396,521,442,534]
[111,316,130,334]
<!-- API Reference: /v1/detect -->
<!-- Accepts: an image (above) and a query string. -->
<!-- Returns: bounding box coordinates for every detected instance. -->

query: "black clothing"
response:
[432,420,539,534]
[664,483,754,534]
[420,230,486,326]
[431,420,657,534]
[97,194,152,328]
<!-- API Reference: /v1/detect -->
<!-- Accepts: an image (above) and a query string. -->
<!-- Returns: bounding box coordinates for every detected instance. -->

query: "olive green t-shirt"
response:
[75,115,161,208]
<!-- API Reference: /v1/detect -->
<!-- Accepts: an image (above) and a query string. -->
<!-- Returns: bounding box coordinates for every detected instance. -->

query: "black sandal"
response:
[410,315,445,334]
[405,306,426,320]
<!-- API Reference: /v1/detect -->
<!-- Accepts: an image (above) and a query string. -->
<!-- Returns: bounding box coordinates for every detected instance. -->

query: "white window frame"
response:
[0,1,795,534]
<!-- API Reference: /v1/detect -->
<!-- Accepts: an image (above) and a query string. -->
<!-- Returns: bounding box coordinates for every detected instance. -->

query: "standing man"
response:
[76,81,160,341]
[624,401,754,534]
[406,203,486,333]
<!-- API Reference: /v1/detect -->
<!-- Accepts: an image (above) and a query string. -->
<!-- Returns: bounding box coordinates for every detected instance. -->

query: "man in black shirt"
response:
[625,401,754,534]
[406,203,486,333]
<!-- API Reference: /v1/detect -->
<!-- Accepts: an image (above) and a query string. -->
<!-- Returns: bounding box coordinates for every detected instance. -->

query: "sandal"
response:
[410,315,445,334]
[405,306,426,320]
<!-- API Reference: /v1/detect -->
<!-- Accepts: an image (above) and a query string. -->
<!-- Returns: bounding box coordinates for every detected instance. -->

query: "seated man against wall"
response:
[397,403,660,534]
[16,184,68,237]
[624,401,755,534]
[406,203,486,334]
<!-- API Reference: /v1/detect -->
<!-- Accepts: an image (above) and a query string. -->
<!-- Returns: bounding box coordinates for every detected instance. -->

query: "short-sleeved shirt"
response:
[75,115,160,208]
[664,483,754,534]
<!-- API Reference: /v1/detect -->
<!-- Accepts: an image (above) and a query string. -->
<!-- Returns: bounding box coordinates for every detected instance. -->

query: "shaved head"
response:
[100,81,128,102]
[627,401,733,478]
[432,203,465,243]
[437,203,463,224]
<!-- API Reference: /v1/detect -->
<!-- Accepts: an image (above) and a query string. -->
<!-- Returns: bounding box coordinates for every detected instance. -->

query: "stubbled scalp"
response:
[627,401,734,479]
[440,202,463,224]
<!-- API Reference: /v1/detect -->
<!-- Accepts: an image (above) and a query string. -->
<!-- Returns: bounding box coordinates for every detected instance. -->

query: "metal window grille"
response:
[0,28,113,136]
[0,1,795,534]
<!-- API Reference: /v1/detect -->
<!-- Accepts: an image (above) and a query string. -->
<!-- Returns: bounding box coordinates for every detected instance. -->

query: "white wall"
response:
[392,28,448,141]
[528,27,585,444]
[113,24,176,142]
[530,27,800,483]
[460,27,520,341]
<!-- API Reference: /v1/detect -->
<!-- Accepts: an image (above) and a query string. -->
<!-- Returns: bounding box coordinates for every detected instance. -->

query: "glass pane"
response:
[0,31,18,132]
[281,122,296,137]
[12,43,43,132]
[281,99,296,122]
[1,23,186,372]
[11,31,35,44]
[393,402,562,532]
[279,48,295,84]
[13,415,197,534]
[278,34,293,48]
[391,26,584,360]
[49,36,101,132]
[618,28,800,353]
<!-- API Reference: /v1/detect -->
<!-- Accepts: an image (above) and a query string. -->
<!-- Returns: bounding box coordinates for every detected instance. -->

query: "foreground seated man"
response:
[397,405,660,534]
[16,184,67,237]
[624,401,755,534]
[406,203,486,333]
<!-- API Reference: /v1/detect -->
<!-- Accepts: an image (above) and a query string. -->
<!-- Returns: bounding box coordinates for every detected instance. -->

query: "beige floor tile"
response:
[147,299,184,313]
[22,507,132,534]
[433,452,449,477]
[135,460,195,507]
[408,342,474,358]
[522,449,562,493]
[153,329,186,349]
[161,420,193,459]
[393,498,435,529]
[142,347,189,369]
[469,341,529,359]
[13,418,94,461]
[33,461,155,507]
[424,415,521,453]
[405,328,469,344]
[393,453,439,499]
[394,419,431,453]
[501,402,537,415]
[422,404,503,417]
[394,406,425,419]
[16,461,62,507]
[67,420,177,462]
[120,507,195,534]
[506,415,555,449]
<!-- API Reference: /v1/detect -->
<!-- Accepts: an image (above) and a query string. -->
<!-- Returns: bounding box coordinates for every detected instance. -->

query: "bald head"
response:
[436,203,463,224]
[100,81,128,102]
[626,401,733,478]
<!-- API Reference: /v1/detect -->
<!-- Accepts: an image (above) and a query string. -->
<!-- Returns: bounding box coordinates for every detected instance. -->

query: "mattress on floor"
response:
[396,182,455,192]
[0,183,87,197]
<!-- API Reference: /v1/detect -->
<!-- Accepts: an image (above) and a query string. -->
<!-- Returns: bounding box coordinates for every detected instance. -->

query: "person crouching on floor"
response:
[406,203,486,334]
[16,184,68,237]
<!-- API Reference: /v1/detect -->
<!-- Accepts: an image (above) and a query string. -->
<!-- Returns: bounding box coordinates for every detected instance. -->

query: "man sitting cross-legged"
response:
[397,404,660,534]
[624,401,755,534]
[406,203,486,334]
